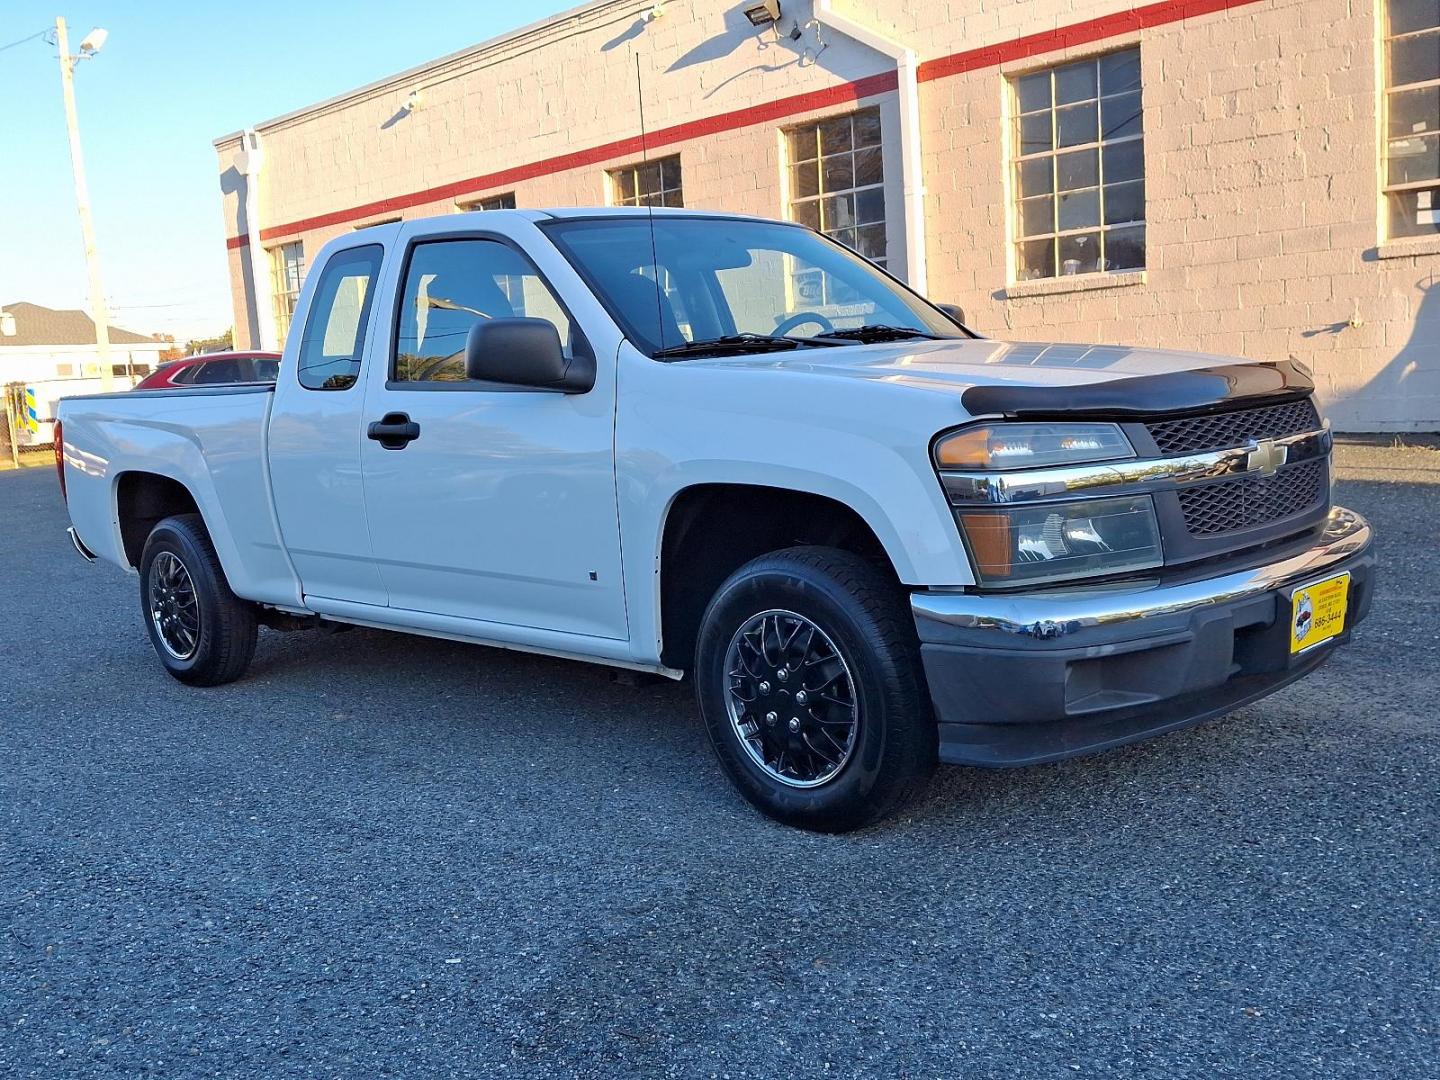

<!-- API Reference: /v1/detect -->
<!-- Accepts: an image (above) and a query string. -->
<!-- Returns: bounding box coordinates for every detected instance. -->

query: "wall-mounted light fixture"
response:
[404,88,424,112]
[743,1,781,27]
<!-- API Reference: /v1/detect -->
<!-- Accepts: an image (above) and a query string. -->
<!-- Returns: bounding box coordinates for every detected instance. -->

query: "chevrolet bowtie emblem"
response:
[1246,438,1288,477]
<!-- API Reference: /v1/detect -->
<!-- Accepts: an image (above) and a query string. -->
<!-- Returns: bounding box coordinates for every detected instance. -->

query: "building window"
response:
[609,156,683,207]
[462,192,517,211]
[1010,48,1145,281]
[786,108,887,266]
[269,241,305,343]
[1385,1,1440,238]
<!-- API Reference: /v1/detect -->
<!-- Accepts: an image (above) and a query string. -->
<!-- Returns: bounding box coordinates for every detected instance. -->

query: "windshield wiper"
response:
[652,333,818,360]
[814,324,940,343]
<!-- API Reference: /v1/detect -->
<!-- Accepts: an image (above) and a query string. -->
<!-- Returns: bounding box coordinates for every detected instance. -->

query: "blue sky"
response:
[0,1,576,341]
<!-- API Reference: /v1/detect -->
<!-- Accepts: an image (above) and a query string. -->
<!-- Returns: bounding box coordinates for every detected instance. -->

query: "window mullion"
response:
[1386,25,1440,44]
[1051,70,1060,276]
[1096,61,1108,272]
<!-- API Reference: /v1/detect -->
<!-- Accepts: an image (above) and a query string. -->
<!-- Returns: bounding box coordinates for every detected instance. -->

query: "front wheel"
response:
[695,547,937,832]
[139,514,257,686]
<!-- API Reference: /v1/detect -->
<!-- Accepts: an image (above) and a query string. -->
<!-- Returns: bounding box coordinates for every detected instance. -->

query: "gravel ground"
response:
[2,444,1436,1079]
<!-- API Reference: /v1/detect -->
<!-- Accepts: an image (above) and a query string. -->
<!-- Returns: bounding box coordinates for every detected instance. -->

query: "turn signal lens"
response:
[957,495,1162,587]
[935,423,1135,470]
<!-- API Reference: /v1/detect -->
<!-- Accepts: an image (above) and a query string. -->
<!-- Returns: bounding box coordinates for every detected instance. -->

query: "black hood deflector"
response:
[960,359,1314,420]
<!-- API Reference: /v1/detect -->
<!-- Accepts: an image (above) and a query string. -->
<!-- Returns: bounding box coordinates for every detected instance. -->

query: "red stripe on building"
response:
[228,0,1266,249]
[227,71,897,249]
[916,0,1268,81]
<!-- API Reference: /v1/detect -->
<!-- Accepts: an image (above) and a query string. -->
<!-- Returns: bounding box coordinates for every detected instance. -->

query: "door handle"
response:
[367,412,421,450]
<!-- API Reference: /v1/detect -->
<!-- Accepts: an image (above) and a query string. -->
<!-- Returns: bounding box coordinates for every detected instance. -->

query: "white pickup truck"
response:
[57,209,1375,831]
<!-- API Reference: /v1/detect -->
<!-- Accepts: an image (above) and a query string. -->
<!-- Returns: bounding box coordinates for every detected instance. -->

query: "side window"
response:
[168,364,198,385]
[296,244,383,390]
[394,239,573,382]
[193,358,244,384]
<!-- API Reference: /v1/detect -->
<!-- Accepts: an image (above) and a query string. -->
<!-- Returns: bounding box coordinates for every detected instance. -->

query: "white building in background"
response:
[0,301,170,383]
[216,0,1440,431]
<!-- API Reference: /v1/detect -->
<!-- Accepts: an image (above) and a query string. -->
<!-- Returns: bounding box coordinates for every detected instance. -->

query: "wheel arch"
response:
[114,470,206,569]
[655,482,902,671]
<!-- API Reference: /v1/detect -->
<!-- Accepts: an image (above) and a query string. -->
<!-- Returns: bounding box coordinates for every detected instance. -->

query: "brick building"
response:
[214,0,1440,431]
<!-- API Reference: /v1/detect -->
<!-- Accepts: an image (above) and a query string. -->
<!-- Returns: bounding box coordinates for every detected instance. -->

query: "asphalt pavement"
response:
[2,443,1436,1078]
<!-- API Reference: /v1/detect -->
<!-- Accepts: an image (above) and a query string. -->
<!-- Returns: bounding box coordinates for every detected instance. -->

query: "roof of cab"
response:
[339,207,809,252]
[534,207,781,222]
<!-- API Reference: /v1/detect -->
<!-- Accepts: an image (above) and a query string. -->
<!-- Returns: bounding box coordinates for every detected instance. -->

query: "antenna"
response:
[634,54,668,350]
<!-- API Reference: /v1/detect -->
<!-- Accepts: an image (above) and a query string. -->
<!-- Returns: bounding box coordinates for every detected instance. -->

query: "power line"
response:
[0,29,50,55]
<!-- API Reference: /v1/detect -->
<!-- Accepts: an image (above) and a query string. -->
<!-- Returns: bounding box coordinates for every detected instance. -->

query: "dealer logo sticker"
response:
[1293,593,1314,643]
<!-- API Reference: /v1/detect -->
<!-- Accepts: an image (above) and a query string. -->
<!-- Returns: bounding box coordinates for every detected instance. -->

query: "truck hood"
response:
[694,338,1311,417]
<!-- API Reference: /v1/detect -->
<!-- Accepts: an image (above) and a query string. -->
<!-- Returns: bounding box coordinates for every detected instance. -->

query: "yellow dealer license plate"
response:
[1289,572,1350,655]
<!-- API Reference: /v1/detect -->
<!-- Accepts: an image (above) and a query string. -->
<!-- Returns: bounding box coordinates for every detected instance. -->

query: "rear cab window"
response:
[297,245,384,390]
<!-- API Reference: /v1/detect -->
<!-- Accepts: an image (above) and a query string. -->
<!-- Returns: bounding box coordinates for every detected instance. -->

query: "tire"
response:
[695,546,937,832]
[138,513,257,687]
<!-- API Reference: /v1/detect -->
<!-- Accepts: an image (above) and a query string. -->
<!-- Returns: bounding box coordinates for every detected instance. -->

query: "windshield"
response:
[542,216,964,357]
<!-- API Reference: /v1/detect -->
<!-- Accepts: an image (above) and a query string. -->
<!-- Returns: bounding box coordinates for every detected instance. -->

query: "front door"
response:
[358,236,627,641]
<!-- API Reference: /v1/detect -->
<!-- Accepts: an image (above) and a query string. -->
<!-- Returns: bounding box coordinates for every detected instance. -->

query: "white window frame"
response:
[784,107,888,268]
[608,155,683,207]
[459,192,517,212]
[1382,2,1440,239]
[269,241,305,344]
[1008,48,1146,282]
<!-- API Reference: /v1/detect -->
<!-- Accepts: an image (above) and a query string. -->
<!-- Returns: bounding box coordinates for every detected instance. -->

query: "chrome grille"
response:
[1147,399,1321,455]
[1179,459,1327,535]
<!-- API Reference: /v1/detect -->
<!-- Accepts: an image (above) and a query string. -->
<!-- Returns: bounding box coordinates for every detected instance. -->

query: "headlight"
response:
[934,422,1135,470]
[934,423,1160,587]
[957,495,1163,587]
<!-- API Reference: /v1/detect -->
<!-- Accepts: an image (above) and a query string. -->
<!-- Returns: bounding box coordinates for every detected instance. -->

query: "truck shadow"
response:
[228,464,1414,837]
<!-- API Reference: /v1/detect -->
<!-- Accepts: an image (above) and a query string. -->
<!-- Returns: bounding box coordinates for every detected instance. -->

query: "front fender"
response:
[614,355,977,666]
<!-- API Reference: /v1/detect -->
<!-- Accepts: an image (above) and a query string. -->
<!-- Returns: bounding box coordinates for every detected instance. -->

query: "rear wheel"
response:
[139,514,257,686]
[695,546,936,832]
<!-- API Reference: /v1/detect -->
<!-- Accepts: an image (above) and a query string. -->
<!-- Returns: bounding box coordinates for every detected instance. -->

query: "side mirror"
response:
[463,317,595,393]
[935,303,967,327]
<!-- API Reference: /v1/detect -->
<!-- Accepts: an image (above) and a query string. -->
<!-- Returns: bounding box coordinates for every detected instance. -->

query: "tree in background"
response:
[184,329,234,356]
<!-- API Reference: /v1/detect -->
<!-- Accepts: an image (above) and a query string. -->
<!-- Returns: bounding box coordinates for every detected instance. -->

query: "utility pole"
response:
[54,17,113,391]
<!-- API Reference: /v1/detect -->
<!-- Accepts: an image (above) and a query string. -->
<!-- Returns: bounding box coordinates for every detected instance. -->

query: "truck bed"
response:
[58,384,303,607]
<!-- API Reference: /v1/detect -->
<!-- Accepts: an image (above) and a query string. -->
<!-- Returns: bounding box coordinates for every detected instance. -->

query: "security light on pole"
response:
[77,27,108,55]
[55,17,115,390]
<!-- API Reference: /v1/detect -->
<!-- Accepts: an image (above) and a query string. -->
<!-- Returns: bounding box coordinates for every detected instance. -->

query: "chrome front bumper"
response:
[914,506,1371,649]
[912,507,1375,766]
